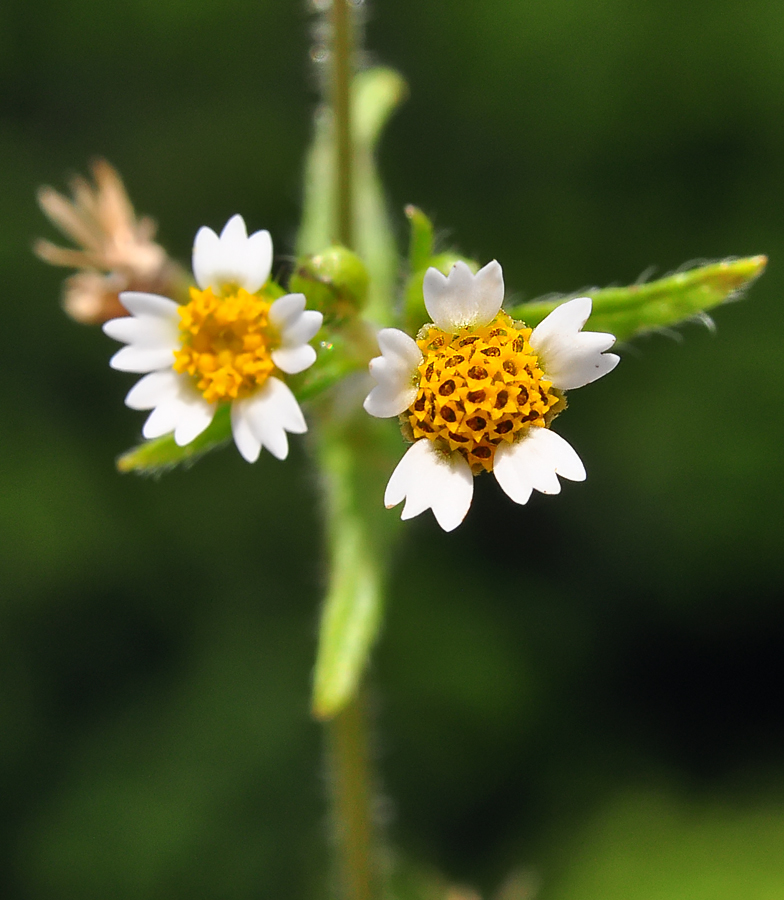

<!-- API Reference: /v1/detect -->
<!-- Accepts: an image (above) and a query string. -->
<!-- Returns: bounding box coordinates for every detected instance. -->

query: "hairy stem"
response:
[327,690,378,900]
[330,0,354,247]
[319,7,380,899]
[315,420,390,900]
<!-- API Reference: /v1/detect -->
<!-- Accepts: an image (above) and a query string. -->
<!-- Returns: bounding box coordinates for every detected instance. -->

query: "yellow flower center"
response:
[405,311,565,473]
[172,286,275,404]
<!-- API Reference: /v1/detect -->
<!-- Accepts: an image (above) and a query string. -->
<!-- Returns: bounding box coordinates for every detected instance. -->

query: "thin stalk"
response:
[327,691,378,900]
[330,0,354,247]
[320,8,378,899]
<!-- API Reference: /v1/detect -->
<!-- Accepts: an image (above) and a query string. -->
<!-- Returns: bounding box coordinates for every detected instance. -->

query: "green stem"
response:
[331,0,354,248]
[327,691,378,900]
[319,9,380,899]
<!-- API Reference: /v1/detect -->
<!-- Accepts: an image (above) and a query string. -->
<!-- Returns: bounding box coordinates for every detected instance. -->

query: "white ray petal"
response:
[125,369,181,410]
[271,344,317,374]
[494,427,586,506]
[286,309,323,346]
[268,294,322,375]
[192,225,221,290]
[240,228,273,293]
[103,313,179,350]
[529,297,619,390]
[254,420,289,460]
[288,309,323,345]
[423,259,504,332]
[231,402,262,463]
[260,378,307,433]
[364,328,423,418]
[104,294,181,372]
[364,382,419,419]
[116,291,180,320]
[138,374,215,444]
[192,215,273,294]
[377,328,423,370]
[237,376,307,461]
[268,292,305,331]
[109,344,176,373]
[269,294,323,346]
[384,439,474,532]
[173,400,215,446]
[219,213,248,245]
[142,401,183,439]
[214,215,250,288]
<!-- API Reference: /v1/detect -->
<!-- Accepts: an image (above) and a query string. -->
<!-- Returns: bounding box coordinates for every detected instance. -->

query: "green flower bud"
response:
[290,246,369,322]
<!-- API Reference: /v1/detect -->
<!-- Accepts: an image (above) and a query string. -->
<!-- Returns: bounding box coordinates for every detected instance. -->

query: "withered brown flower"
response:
[35,159,186,324]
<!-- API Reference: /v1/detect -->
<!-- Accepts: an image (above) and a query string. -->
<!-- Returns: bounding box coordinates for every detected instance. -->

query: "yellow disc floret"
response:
[173,286,276,404]
[405,311,565,473]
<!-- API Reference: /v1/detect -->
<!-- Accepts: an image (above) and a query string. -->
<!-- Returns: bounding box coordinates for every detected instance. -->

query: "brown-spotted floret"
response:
[404,311,565,473]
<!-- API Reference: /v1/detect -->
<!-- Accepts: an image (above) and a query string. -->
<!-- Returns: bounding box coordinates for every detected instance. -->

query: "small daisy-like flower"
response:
[364,260,619,531]
[103,215,323,462]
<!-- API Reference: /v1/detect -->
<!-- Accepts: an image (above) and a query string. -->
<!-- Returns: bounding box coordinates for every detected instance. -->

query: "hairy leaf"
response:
[507,256,767,342]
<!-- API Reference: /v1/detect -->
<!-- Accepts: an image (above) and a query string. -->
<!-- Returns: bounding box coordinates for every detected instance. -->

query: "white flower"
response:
[364,260,619,531]
[103,215,323,462]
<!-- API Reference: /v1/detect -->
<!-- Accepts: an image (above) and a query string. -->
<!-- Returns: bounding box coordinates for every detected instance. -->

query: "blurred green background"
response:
[2,0,784,897]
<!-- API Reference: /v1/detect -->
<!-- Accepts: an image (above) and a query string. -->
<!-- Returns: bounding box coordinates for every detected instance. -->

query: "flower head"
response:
[103,215,323,462]
[364,260,619,530]
[34,159,184,324]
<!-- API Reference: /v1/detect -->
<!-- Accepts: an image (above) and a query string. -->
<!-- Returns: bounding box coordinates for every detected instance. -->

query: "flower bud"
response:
[290,246,369,322]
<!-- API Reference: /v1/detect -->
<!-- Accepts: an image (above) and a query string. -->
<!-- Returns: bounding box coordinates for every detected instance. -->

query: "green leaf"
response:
[297,67,407,327]
[506,256,767,342]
